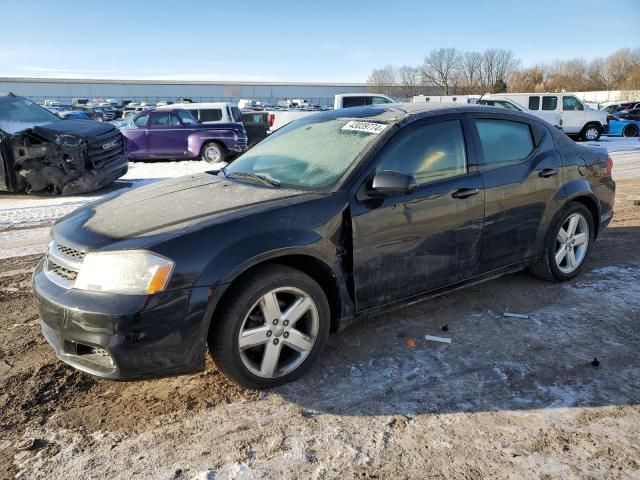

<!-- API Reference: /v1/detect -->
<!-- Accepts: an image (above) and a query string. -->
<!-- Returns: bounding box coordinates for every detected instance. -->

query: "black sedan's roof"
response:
[322,102,541,128]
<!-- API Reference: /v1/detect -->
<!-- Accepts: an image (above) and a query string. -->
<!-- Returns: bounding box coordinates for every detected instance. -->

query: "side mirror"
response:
[369,171,417,196]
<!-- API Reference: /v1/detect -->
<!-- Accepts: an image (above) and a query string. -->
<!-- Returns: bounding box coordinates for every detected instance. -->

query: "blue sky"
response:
[1,0,638,82]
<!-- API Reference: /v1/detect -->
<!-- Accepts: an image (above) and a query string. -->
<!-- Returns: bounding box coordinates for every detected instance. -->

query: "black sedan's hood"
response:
[33,119,117,139]
[54,173,318,249]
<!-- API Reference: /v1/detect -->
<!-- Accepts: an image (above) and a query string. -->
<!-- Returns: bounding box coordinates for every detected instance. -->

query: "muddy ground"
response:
[1,180,639,480]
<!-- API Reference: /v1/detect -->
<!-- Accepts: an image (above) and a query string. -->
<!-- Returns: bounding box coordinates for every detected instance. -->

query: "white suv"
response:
[157,102,243,125]
[483,93,608,141]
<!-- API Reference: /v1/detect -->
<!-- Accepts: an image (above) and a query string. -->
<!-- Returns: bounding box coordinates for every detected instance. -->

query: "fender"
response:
[193,199,354,334]
[188,130,237,156]
[198,220,344,289]
[559,178,600,215]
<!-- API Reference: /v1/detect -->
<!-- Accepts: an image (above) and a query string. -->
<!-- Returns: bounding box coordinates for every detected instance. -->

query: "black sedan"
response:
[32,103,615,388]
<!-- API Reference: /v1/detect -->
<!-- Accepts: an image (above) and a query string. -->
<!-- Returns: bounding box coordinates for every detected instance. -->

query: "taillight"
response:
[269,113,275,128]
[605,155,613,176]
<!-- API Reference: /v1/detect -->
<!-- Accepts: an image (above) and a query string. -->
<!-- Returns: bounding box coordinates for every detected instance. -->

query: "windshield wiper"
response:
[225,172,281,188]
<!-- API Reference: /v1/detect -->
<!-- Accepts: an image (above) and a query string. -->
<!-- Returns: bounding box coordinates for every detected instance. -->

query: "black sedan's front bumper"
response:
[32,258,213,380]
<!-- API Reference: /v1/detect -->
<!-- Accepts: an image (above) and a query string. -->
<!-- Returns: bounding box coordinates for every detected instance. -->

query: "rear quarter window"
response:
[199,109,223,122]
[342,97,369,108]
[475,119,535,166]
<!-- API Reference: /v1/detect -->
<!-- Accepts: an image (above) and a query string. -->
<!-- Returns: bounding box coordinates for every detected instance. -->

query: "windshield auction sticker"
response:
[341,121,387,135]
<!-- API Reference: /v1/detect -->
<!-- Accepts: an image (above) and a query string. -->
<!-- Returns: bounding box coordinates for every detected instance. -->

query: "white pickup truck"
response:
[482,93,608,140]
[267,93,395,132]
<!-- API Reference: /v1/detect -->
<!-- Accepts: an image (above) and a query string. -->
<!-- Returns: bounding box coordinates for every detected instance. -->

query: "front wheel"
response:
[581,124,602,141]
[209,265,330,389]
[623,124,639,137]
[529,203,594,282]
[201,141,225,164]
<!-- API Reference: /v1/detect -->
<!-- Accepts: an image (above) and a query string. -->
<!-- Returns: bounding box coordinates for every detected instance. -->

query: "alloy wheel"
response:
[555,213,589,274]
[237,287,319,378]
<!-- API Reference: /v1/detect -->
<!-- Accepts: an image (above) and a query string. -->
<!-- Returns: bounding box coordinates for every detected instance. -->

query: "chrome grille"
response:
[44,241,85,289]
[56,243,86,261]
[49,261,78,281]
[86,130,124,168]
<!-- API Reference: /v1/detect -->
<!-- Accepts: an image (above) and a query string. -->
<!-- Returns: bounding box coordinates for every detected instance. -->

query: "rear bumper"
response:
[595,178,615,238]
[32,258,212,380]
[226,138,249,153]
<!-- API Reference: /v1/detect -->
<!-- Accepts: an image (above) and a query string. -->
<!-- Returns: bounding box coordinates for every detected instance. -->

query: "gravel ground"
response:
[0,175,639,479]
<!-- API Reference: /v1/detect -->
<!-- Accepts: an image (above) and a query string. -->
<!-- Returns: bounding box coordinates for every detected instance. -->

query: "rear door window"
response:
[542,96,558,111]
[475,119,535,166]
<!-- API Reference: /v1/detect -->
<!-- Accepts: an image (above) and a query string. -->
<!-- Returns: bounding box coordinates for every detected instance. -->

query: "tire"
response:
[529,203,594,282]
[580,124,602,141]
[201,141,225,164]
[209,265,330,389]
[622,124,639,138]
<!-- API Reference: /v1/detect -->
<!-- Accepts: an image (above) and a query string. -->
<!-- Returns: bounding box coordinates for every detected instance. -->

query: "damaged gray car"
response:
[0,93,128,195]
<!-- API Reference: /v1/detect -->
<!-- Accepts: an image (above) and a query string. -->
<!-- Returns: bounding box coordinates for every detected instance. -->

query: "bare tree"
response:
[586,58,607,91]
[397,65,420,99]
[421,48,460,95]
[366,65,397,96]
[366,46,639,97]
[604,48,638,89]
[481,49,519,91]
[508,67,545,92]
[459,51,483,93]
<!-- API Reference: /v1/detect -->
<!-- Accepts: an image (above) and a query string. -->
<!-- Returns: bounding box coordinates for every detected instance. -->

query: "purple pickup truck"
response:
[121,109,248,163]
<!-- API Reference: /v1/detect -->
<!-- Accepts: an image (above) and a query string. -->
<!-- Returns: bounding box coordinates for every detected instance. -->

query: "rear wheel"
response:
[529,203,594,282]
[622,124,639,137]
[209,265,330,389]
[580,124,602,141]
[201,141,225,164]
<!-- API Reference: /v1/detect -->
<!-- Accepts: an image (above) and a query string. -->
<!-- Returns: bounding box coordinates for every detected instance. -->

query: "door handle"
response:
[539,168,559,178]
[451,188,479,199]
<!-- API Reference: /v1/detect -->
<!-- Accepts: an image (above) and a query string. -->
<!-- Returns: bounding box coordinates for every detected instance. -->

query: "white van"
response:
[483,93,608,140]
[157,102,242,124]
[333,93,395,109]
[476,97,562,130]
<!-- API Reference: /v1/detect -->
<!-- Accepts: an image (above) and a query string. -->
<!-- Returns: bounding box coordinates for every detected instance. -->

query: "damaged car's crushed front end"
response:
[0,93,128,195]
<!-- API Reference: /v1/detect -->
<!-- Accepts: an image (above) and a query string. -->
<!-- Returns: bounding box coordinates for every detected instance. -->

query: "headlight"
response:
[74,251,174,295]
[55,134,84,147]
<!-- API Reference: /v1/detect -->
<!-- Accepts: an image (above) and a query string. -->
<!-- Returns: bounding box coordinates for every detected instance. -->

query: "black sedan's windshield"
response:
[0,96,60,134]
[224,116,387,190]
